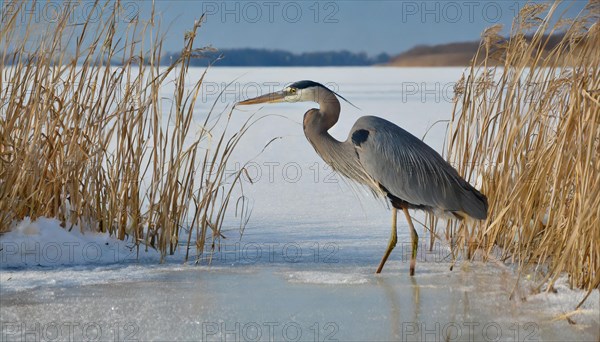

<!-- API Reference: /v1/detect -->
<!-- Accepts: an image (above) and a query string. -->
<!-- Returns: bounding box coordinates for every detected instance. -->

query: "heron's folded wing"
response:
[351,116,467,212]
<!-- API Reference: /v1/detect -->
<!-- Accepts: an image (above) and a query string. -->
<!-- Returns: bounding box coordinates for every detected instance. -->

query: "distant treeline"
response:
[162,48,391,66]
[1,48,390,67]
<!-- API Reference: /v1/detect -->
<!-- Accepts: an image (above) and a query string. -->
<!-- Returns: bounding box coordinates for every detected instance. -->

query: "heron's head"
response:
[236,80,353,107]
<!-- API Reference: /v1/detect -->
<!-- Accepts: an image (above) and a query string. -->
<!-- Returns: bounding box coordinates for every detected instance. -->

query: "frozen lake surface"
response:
[2,263,599,341]
[1,67,598,341]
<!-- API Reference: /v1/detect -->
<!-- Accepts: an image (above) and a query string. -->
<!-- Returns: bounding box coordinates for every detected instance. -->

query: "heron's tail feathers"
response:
[458,181,488,220]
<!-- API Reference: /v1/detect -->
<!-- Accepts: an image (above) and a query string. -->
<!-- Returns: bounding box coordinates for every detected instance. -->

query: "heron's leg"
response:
[403,207,419,276]
[376,208,397,274]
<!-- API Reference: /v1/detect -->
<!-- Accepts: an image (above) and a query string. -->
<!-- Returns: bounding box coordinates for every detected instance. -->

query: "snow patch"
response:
[285,271,370,285]
[0,217,160,268]
[527,275,600,328]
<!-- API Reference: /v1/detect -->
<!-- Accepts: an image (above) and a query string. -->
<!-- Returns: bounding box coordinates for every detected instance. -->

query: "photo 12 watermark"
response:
[201,321,339,342]
[400,1,524,24]
[202,81,342,104]
[198,241,340,265]
[213,161,340,185]
[0,321,139,342]
[0,240,139,266]
[201,1,339,24]
[0,1,139,25]
[401,321,540,341]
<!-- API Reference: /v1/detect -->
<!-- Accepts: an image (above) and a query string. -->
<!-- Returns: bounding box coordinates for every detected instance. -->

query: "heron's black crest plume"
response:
[289,80,325,90]
[290,80,360,110]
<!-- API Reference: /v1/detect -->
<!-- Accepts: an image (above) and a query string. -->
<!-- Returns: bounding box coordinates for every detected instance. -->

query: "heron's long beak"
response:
[236,91,286,105]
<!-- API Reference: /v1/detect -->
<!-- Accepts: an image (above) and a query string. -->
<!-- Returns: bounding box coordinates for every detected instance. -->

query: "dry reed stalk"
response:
[0,1,251,261]
[439,1,599,306]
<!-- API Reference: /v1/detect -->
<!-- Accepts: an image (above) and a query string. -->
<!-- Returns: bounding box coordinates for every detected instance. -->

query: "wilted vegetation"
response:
[0,1,250,261]
[442,2,599,305]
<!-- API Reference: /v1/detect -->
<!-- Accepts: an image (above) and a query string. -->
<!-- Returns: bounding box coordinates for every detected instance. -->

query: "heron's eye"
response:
[289,88,297,94]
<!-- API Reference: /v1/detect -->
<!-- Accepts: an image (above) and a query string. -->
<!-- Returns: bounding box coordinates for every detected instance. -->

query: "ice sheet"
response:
[1,67,598,341]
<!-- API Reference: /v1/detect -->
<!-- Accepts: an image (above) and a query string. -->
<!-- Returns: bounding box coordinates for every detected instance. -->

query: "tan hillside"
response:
[387,33,587,67]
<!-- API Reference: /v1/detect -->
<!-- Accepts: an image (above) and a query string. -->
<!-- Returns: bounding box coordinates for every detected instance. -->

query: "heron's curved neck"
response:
[303,90,348,166]
[302,87,371,187]
[314,87,340,131]
[303,102,364,184]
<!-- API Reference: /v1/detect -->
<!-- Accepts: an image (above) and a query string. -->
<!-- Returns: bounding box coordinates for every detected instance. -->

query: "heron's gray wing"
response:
[349,116,487,219]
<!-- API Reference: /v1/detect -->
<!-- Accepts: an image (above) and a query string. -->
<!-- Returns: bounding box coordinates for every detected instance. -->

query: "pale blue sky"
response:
[145,0,586,55]
[2,1,588,55]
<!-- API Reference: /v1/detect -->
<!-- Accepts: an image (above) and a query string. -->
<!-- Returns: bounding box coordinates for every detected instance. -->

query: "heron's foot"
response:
[376,257,387,274]
[375,235,397,274]
[409,238,417,276]
[375,249,394,274]
[376,209,398,274]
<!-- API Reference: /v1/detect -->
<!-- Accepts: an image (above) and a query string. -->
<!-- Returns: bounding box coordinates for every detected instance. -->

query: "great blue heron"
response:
[236,80,488,275]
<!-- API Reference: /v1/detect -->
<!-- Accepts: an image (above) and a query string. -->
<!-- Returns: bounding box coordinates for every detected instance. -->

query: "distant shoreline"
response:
[4,33,573,67]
